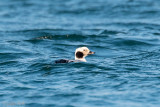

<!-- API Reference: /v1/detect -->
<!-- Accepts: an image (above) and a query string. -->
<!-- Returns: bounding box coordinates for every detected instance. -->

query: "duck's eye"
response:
[83,49,86,51]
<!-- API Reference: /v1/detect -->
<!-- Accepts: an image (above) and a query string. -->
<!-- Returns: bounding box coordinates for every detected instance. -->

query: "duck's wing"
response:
[55,59,74,64]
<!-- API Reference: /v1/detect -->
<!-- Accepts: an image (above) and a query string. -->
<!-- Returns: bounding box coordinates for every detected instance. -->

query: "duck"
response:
[55,47,95,63]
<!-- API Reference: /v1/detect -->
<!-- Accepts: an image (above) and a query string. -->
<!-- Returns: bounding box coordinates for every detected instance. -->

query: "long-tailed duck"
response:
[55,47,95,63]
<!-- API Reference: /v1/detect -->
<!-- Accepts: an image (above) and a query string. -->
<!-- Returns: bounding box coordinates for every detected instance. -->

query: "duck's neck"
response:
[75,57,86,62]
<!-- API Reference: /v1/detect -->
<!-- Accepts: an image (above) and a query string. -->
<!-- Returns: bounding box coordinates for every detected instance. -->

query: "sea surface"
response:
[0,0,160,107]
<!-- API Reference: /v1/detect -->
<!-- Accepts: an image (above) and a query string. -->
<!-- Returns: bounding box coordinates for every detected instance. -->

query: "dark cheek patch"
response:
[76,51,84,58]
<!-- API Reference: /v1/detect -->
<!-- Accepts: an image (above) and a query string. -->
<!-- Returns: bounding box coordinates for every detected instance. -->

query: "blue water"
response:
[1,0,160,107]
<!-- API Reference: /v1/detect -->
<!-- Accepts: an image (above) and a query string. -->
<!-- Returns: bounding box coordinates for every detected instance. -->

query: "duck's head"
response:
[75,47,95,62]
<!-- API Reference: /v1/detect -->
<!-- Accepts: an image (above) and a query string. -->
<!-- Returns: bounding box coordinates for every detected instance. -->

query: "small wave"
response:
[99,29,121,35]
[113,38,153,47]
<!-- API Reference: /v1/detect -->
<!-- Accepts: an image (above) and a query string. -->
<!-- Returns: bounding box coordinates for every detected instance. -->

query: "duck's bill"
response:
[88,51,95,55]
